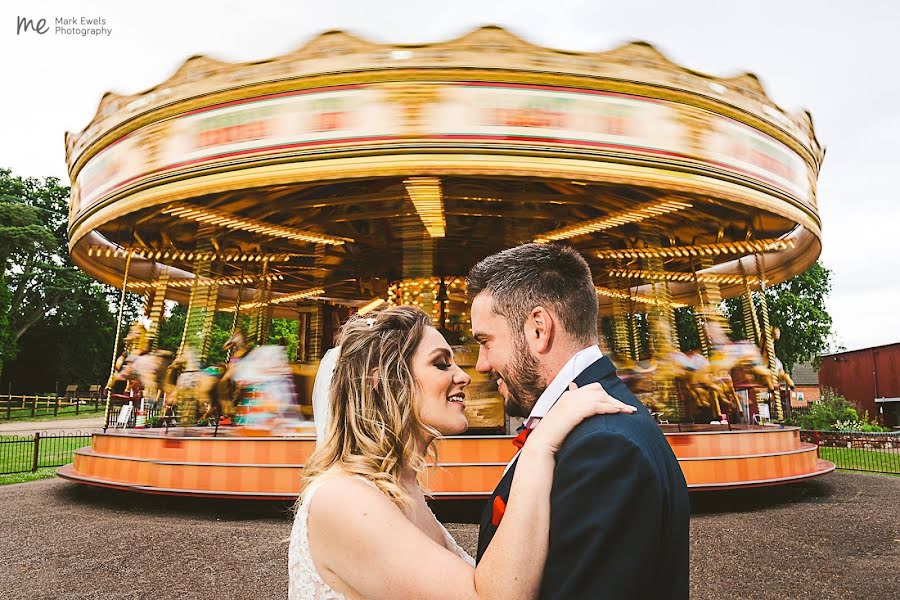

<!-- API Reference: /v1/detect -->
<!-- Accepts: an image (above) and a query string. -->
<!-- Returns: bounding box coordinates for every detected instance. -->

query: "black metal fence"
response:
[801,430,900,475]
[0,432,93,475]
[0,393,104,421]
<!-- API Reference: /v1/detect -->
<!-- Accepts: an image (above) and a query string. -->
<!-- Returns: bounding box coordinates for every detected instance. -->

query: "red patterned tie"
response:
[512,426,532,450]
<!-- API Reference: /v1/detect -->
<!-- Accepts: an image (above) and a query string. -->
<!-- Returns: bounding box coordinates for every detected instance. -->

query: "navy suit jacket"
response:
[476,356,689,600]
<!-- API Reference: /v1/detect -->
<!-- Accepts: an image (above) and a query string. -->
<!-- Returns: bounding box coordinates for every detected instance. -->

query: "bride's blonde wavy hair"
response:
[299,306,440,510]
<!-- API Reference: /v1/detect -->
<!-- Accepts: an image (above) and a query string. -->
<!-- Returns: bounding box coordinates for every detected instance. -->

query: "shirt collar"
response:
[523,344,603,428]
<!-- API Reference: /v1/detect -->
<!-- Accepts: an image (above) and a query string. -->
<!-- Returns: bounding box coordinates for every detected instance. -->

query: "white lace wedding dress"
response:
[288,478,475,599]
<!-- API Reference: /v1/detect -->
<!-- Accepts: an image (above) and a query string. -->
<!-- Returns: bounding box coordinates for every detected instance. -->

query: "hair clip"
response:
[365,317,376,328]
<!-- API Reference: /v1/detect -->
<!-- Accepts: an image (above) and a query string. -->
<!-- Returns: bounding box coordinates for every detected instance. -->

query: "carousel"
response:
[57,26,833,499]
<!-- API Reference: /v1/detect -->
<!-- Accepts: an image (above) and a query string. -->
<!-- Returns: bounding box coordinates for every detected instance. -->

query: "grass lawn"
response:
[0,467,59,486]
[0,435,91,476]
[818,445,900,474]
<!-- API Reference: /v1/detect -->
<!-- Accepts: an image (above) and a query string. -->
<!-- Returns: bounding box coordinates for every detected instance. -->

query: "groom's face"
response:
[471,292,545,418]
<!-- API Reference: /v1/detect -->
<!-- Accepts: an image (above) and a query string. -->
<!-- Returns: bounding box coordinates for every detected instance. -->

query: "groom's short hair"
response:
[467,243,598,344]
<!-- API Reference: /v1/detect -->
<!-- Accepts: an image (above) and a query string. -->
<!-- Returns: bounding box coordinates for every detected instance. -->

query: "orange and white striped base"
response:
[57,425,833,500]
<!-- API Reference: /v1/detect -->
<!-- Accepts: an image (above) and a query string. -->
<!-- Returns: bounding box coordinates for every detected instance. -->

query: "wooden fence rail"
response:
[0,392,103,421]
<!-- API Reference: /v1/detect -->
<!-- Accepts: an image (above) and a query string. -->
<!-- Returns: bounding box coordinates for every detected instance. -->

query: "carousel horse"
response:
[691,315,776,420]
[230,345,298,431]
[112,322,150,388]
[625,316,716,421]
[701,314,769,382]
[197,365,225,423]
[123,322,147,354]
[224,327,253,361]
[655,348,737,419]
[114,321,174,410]
[645,312,763,420]
[216,328,255,424]
[130,349,174,409]
[163,348,219,426]
[607,308,780,422]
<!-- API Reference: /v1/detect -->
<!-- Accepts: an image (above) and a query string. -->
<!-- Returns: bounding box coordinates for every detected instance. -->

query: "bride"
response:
[289,306,635,599]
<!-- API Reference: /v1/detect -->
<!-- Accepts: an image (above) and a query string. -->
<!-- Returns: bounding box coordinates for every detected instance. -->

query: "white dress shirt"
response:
[523,344,604,429]
[505,344,604,473]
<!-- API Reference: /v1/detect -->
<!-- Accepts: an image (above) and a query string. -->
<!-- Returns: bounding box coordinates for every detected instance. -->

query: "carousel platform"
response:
[57,424,833,500]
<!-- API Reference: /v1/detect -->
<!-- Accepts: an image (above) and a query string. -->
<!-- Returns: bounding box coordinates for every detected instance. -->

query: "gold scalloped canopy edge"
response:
[64,25,824,166]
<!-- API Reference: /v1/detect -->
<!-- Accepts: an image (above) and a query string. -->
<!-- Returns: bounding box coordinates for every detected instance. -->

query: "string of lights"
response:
[534,199,692,243]
[86,245,300,262]
[594,238,795,260]
[608,268,762,286]
[595,286,687,309]
[161,204,351,245]
[126,272,284,290]
[220,287,325,311]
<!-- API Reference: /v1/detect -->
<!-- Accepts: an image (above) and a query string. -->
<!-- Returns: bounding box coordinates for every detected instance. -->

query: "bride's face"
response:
[411,326,471,437]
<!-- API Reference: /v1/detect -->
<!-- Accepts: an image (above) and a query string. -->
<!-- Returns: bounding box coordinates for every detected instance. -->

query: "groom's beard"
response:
[502,335,546,418]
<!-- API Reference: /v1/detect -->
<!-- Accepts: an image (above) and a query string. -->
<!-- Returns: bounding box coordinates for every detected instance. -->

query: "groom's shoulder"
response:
[575,355,618,384]
[557,404,671,471]
[559,412,651,462]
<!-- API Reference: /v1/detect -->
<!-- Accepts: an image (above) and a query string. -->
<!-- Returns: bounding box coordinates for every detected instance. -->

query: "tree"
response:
[674,306,702,352]
[156,303,188,354]
[7,282,119,392]
[269,318,300,361]
[1,167,309,391]
[0,169,64,381]
[0,168,145,389]
[724,261,834,373]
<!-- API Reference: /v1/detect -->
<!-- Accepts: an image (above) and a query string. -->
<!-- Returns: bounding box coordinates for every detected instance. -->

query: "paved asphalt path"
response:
[0,472,897,599]
[0,416,105,437]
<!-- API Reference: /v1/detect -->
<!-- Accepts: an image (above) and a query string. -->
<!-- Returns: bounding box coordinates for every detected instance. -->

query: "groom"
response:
[468,243,689,600]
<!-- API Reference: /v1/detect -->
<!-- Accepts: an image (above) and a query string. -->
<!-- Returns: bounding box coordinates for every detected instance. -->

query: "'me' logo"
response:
[17,16,49,35]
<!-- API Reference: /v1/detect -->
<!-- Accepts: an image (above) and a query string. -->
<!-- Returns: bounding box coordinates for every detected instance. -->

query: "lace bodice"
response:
[288,477,474,599]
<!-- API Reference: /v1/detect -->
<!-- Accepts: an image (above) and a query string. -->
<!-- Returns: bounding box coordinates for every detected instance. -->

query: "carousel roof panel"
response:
[65,27,825,314]
[65,26,823,177]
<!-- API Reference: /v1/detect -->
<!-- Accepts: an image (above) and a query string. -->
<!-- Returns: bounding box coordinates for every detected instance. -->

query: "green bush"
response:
[791,389,889,432]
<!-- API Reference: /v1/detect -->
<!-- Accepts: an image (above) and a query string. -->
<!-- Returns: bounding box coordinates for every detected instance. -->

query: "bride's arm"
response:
[306,383,634,600]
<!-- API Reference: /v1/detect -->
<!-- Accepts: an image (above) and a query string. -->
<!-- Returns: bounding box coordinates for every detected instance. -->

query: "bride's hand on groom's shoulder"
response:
[526,382,637,456]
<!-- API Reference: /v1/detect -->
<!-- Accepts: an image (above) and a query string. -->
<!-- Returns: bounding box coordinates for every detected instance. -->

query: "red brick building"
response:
[818,343,900,428]
[789,362,821,408]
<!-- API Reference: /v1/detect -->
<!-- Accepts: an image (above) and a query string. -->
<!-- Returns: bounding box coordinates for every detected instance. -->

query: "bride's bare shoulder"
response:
[307,472,398,523]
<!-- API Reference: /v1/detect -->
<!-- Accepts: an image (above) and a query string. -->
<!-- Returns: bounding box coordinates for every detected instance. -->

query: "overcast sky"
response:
[2,0,898,352]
